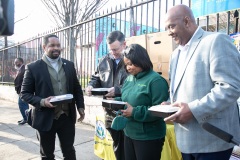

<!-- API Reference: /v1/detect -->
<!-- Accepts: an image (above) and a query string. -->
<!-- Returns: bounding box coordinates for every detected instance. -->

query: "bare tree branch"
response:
[14,13,31,24]
[40,0,110,64]
[41,0,109,27]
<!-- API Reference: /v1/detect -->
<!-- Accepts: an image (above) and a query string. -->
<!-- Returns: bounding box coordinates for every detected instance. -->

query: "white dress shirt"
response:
[46,56,60,72]
[173,27,200,91]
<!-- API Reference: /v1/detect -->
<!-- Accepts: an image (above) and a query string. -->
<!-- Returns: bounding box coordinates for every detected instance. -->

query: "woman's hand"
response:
[121,102,133,117]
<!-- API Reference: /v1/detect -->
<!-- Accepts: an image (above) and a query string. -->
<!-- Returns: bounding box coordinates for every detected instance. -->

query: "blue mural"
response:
[192,0,240,18]
[95,16,158,64]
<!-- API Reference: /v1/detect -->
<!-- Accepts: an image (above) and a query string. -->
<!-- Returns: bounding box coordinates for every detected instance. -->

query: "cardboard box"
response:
[147,32,177,74]
[125,32,177,81]
[147,31,176,61]
[125,34,147,49]
[161,62,170,82]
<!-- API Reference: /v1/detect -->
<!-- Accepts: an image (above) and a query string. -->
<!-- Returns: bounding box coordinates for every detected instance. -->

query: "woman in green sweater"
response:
[115,44,169,160]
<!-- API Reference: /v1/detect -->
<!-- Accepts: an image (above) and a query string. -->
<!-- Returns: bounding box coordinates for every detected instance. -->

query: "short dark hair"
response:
[43,34,59,45]
[15,57,24,63]
[124,44,153,71]
[107,31,125,44]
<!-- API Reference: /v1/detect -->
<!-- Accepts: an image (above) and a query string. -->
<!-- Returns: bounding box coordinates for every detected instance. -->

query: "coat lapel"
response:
[40,59,54,94]
[61,59,70,91]
[170,49,180,97]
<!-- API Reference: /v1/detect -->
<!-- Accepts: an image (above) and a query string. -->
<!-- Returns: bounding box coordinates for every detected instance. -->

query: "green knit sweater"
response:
[115,69,169,140]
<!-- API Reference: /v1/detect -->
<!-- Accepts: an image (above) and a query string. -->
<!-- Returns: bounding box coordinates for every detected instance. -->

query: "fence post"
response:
[234,10,239,33]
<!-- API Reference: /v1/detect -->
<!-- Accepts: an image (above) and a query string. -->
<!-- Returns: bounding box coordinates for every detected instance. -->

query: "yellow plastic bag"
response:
[94,115,116,160]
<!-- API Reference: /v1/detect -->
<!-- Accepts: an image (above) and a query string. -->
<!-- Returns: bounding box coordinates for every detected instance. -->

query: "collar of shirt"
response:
[115,58,121,64]
[178,26,200,52]
[173,27,200,92]
[45,55,60,72]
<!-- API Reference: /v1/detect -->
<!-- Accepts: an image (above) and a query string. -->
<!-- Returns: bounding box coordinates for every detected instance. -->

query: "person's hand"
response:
[105,87,115,97]
[44,96,56,108]
[161,101,171,105]
[160,101,175,124]
[121,102,133,118]
[85,86,93,96]
[77,108,85,122]
[164,102,193,124]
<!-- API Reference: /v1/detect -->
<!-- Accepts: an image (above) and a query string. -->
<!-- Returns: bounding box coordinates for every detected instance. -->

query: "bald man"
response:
[163,4,240,160]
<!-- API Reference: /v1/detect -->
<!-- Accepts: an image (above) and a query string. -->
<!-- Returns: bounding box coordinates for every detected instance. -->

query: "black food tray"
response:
[148,105,179,118]
[102,100,125,111]
[91,88,109,96]
[149,110,176,118]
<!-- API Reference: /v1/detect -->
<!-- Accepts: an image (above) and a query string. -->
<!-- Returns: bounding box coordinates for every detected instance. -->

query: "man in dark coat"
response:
[14,57,29,125]
[21,34,85,159]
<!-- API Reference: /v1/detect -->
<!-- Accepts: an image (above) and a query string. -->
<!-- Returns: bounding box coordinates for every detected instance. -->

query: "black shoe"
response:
[18,120,27,125]
[18,119,24,123]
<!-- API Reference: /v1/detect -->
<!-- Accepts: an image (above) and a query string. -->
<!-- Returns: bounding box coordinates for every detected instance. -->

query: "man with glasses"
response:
[86,31,128,160]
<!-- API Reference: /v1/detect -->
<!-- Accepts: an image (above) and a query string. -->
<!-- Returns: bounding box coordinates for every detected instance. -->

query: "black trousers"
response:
[181,148,233,160]
[124,135,165,160]
[36,114,76,160]
[106,128,125,160]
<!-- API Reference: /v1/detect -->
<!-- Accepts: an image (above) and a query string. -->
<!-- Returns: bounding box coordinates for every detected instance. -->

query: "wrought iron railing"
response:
[0,0,239,88]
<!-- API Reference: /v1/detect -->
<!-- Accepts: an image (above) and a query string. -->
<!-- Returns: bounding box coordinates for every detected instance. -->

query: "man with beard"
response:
[14,57,29,125]
[21,34,85,160]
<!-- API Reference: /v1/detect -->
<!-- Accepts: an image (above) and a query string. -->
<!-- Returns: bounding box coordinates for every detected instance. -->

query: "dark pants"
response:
[124,135,165,160]
[18,96,29,120]
[181,148,233,160]
[36,114,76,160]
[106,128,125,160]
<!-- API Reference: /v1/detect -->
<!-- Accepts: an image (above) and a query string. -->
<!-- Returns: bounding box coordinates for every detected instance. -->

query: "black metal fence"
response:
[0,0,239,88]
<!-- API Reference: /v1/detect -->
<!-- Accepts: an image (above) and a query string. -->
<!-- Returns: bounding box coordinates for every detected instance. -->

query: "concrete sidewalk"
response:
[0,99,101,160]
